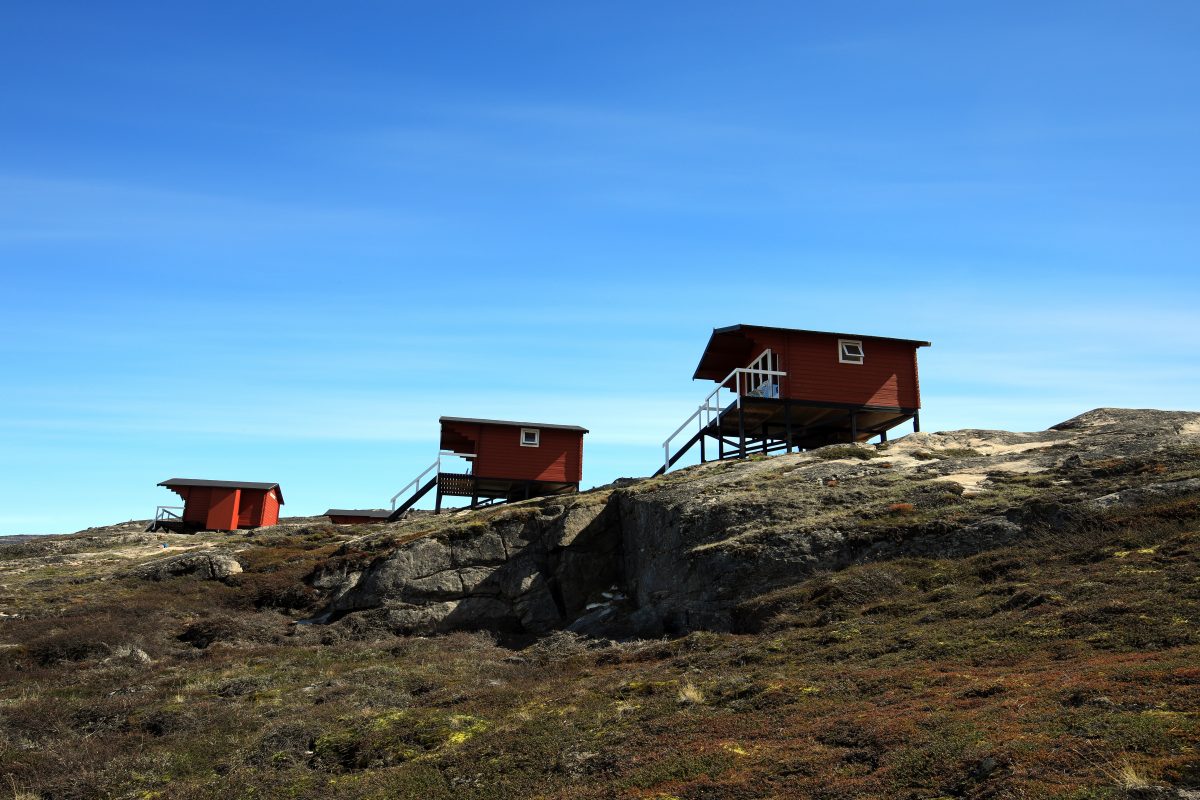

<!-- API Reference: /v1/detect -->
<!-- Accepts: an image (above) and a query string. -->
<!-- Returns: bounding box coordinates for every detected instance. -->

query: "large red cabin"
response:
[660,325,930,473]
[155,478,283,531]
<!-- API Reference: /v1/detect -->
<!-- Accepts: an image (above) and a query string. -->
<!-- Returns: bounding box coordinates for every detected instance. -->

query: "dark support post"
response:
[434,487,443,514]
[880,429,888,444]
[738,402,747,458]
[525,482,531,500]
[699,430,706,463]
[850,412,858,442]
[718,429,724,460]
[784,402,793,453]
[913,412,920,433]
[470,480,479,510]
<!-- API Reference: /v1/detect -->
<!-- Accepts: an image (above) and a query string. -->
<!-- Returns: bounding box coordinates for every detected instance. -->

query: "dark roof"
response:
[439,416,589,433]
[158,478,284,504]
[712,324,931,347]
[323,509,391,519]
[694,324,931,380]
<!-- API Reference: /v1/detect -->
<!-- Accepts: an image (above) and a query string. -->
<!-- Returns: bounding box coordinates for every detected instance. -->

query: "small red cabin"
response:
[329,417,588,523]
[440,416,585,485]
[431,417,587,513]
[660,325,930,472]
[156,478,283,531]
[323,509,392,525]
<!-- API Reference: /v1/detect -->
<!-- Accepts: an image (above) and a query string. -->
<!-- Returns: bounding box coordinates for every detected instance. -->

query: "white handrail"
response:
[150,505,184,531]
[389,452,477,509]
[661,356,787,472]
[391,458,440,509]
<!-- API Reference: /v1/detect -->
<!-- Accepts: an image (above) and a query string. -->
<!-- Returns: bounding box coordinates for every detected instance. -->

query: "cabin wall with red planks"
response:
[260,488,281,526]
[724,329,921,409]
[204,488,241,531]
[442,421,584,483]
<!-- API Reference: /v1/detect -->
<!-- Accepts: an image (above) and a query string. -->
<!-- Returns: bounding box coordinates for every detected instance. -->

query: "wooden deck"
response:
[711,396,918,451]
[436,472,579,505]
[657,396,919,475]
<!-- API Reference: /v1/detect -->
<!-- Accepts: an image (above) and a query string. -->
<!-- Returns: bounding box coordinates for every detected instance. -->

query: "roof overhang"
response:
[693,324,932,381]
[438,416,588,433]
[323,508,390,519]
[158,478,284,505]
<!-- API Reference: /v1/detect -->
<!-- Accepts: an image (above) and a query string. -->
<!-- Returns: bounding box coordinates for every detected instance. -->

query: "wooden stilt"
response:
[784,402,793,453]
[738,402,746,458]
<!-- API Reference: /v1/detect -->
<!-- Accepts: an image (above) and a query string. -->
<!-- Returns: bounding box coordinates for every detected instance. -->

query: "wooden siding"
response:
[178,486,210,525]
[261,488,280,527]
[237,490,263,528]
[725,328,921,409]
[443,420,584,483]
[236,488,279,528]
[205,488,240,531]
[328,513,378,525]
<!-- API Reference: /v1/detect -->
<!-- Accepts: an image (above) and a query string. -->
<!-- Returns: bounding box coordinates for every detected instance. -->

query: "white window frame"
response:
[520,427,541,447]
[838,339,864,365]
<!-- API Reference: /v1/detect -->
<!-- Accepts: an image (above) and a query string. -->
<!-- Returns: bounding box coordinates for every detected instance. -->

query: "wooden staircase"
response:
[387,476,437,521]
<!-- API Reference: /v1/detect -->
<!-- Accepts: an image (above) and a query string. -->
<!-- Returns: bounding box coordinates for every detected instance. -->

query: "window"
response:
[520,428,540,447]
[838,339,864,364]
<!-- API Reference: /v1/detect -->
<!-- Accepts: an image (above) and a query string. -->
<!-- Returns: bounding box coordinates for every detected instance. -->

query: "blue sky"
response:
[2,2,1198,534]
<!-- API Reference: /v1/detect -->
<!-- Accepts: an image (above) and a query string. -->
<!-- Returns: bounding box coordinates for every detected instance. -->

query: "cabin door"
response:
[746,349,781,398]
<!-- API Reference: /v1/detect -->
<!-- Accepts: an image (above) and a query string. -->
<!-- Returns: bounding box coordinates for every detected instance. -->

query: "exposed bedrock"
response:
[311,408,1200,638]
[312,498,624,636]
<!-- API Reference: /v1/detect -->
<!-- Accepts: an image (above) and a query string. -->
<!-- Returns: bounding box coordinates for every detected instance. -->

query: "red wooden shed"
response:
[154,478,283,532]
[323,509,392,525]
[659,325,930,473]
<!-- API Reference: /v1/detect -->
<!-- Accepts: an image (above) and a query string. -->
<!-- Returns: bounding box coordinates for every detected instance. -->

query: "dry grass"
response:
[1113,758,1153,790]
[677,681,706,705]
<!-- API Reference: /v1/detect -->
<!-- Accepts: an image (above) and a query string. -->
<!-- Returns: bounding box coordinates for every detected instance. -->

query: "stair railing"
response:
[661,352,787,472]
[390,452,476,510]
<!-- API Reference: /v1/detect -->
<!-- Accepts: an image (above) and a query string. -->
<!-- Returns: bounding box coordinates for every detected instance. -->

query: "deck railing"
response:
[661,354,787,472]
[390,452,475,510]
[150,505,183,531]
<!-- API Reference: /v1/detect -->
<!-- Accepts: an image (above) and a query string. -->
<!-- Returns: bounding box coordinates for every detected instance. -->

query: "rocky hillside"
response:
[309,408,1200,639]
[1,408,1198,799]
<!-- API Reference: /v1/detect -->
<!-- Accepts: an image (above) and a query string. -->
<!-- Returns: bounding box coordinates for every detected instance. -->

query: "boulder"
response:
[128,550,242,581]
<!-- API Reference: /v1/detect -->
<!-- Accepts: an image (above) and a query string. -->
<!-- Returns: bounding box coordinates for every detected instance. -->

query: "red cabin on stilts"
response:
[433,416,586,509]
[154,478,284,532]
[659,325,930,473]
[326,417,588,523]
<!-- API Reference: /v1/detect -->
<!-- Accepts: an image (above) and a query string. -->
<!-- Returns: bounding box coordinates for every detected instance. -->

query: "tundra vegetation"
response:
[1,409,1199,799]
